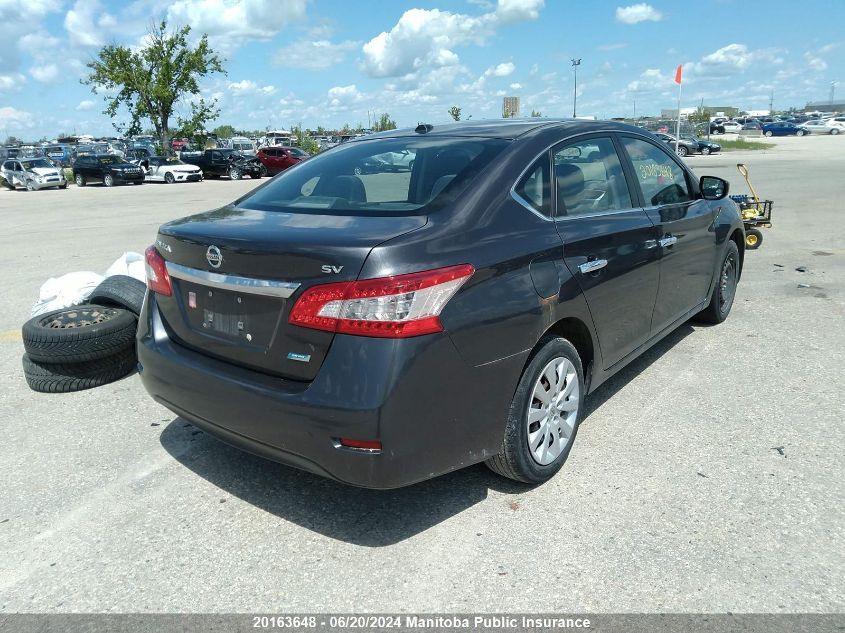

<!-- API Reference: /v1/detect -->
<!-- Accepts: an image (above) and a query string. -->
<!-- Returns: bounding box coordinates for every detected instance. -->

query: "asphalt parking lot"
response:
[0,135,842,613]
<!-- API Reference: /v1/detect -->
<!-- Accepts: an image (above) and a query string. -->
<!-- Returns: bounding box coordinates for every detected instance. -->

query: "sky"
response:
[1,0,843,139]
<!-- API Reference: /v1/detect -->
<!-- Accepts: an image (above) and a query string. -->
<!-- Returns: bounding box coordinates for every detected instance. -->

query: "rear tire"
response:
[764,131,773,137]
[22,305,138,364]
[88,275,147,315]
[676,145,688,157]
[695,240,740,324]
[22,347,137,394]
[486,336,584,484]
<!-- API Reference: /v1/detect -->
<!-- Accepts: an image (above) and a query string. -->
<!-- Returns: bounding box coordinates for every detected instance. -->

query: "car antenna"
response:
[415,123,434,134]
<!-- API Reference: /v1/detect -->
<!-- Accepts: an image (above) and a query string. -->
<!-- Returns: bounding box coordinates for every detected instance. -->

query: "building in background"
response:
[503,96,520,118]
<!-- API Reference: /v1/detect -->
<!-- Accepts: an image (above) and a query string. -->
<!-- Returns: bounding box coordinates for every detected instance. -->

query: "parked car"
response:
[180,149,265,180]
[43,144,75,167]
[742,121,762,131]
[762,122,806,137]
[685,136,721,155]
[373,150,416,171]
[139,156,203,183]
[721,121,743,133]
[799,120,841,135]
[1,157,67,190]
[72,154,145,187]
[228,137,257,156]
[171,138,190,152]
[138,119,743,489]
[823,116,845,129]
[126,147,155,162]
[256,146,309,175]
[655,132,698,157]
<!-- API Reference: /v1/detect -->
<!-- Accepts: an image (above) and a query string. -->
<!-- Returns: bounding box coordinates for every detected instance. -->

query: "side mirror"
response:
[700,175,729,200]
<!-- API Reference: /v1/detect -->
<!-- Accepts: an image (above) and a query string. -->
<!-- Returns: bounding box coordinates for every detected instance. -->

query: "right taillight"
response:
[289,264,474,338]
[144,245,172,296]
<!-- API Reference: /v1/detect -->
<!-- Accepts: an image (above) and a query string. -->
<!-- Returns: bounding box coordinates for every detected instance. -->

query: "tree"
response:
[373,112,397,132]
[448,106,462,121]
[687,107,710,135]
[292,124,320,155]
[213,124,236,138]
[530,109,542,117]
[84,21,225,151]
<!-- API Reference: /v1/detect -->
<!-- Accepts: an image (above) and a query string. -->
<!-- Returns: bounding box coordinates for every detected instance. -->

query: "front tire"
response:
[764,131,773,137]
[831,128,840,135]
[103,173,114,187]
[164,172,175,184]
[796,130,805,137]
[229,167,241,180]
[25,180,35,191]
[701,147,711,155]
[695,240,740,324]
[486,336,584,484]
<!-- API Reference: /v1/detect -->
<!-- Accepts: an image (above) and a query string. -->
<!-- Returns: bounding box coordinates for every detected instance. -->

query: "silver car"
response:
[1,158,67,191]
[799,120,842,135]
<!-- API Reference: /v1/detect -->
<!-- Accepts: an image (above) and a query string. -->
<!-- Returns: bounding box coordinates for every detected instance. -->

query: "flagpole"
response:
[675,66,683,154]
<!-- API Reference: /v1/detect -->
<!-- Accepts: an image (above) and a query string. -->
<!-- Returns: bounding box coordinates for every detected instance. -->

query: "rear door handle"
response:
[578,259,608,274]
[659,235,678,247]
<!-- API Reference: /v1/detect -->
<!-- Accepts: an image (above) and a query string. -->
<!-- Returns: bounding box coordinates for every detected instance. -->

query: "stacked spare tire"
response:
[21,275,147,393]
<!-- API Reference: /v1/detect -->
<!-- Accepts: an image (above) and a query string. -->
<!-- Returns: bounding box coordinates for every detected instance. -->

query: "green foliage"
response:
[718,139,771,151]
[213,124,237,138]
[3,136,21,145]
[292,125,320,155]
[687,107,710,129]
[530,109,542,117]
[83,21,225,151]
[448,106,462,121]
[373,112,397,132]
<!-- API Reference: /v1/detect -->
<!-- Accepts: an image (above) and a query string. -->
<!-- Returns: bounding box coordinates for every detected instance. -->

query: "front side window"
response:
[240,137,510,215]
[621,137,692,206]
[553,137,632,216]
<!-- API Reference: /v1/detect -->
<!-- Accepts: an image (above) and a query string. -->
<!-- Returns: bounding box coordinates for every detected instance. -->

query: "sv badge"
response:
[321,265,344,274]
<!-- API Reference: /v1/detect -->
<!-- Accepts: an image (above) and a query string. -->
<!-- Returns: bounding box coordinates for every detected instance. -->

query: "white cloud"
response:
[30,64,59,83]
[486,62,515,77]
[228,79,276,96]
[688,43,783,78]
[615,4,663,24]
[0,106,35,129]
[64,0,116,48]
[274,39,358,70]
[327,84,364,107]
[0,74,26,92]
[804,53,827,72]
[510,83,522,90]
[361,2,542,78]
[167,0,307,50]
[626,68,672,92]
[1,0,61,67]
[76,99,96,111]
[495,0,544,23]
[597,42,627,51]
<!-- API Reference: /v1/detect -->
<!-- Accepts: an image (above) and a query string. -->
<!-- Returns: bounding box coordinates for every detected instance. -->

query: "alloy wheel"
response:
[719,252,737,314]
[526,357,579,466]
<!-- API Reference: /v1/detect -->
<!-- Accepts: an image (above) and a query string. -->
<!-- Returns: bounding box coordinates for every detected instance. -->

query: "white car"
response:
[822,116,845,129]
[1,157,67,191]
[721,121,743,133]
[139,156,203,183]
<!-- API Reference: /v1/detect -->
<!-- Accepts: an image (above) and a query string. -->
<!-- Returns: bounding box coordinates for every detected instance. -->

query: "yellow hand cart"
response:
[730,163,773,250]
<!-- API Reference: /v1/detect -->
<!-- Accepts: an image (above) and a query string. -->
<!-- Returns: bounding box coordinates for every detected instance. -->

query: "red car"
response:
[256,146,310,175]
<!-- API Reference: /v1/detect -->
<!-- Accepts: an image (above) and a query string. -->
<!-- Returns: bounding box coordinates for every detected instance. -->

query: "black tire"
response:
[676,145,688,157]
[831,128,840,136]
[229,167,241,180]
[796,130,805,137]
[486,336,584,484]
[103,173,114,187]
[88,275,147,315]
[695,240,740,324]
[701,147,711,155]
[22,305,138,364]
[164,171,175,184]
[75,173,85,187]
[745,228,763,250]
[25,180,36,191]
[764,130,773,137]
[60,182,68,189]
[22,347,137,394]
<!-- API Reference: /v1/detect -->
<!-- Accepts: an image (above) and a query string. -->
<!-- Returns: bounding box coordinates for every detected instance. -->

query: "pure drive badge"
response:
[287,352,311,363]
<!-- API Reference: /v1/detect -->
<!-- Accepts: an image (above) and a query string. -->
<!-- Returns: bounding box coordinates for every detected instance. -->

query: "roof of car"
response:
[360,118,638,140]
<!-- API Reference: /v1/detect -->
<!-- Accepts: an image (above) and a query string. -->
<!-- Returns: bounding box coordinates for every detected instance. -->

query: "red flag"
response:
[674,64,683,85]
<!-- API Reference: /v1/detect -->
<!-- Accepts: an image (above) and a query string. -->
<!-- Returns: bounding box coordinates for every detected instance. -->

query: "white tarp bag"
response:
[104,251,146,283]
[31,272,105,317]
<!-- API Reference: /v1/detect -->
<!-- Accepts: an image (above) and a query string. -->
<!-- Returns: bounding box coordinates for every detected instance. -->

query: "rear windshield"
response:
[240,137,510,215]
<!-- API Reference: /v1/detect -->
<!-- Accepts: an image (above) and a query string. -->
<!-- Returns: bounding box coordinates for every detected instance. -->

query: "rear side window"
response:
[553,137,632,216]
[514,157,551,217]
[240,137,511,215]
[621,137,692,206]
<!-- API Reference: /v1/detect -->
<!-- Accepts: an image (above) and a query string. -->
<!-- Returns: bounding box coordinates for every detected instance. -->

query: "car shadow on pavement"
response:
[159,419,530,547]
[581,323,695,421]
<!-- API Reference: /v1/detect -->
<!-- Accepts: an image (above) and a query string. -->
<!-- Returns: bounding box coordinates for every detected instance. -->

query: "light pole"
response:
[571,58,581,118]
[831,81,837,106]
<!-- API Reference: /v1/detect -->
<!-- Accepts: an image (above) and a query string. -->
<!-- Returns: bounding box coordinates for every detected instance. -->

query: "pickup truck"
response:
[179,149,265,180]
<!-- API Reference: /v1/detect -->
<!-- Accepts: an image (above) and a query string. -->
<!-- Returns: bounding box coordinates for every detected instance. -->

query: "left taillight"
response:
[144,245,172,296]
[288,264,475,338]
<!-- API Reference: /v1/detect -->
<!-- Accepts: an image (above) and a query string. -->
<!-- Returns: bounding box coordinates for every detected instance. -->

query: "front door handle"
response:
[578,259,608,274]
[659,235,678,248]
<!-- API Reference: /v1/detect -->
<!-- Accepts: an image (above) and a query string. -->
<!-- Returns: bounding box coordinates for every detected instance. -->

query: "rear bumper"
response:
[137,294,526,488]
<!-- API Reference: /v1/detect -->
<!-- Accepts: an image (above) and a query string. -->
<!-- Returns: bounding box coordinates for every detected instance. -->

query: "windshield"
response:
[240,137,510,215]
[98,156,120,165]
[164,158,185,164]
[233,143,253,150]
[22,159,52,170]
